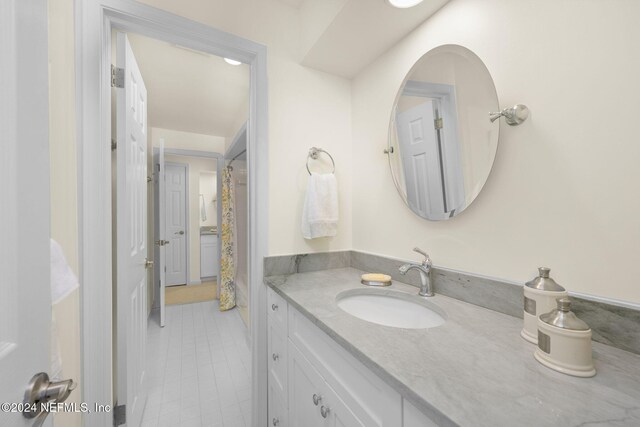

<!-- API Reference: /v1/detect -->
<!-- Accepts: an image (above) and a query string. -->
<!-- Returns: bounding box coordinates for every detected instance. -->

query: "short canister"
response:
[534,298,596,378]
[521,267,568,344]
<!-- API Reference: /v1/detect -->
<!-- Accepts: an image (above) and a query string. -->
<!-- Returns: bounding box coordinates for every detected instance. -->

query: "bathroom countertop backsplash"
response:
[264,262,640,427]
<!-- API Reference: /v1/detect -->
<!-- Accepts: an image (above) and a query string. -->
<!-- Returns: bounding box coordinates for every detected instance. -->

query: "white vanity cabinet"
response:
[266,286,434,427]
[289,343,366,427]
[200,234,218,278]
[268,288,289,427]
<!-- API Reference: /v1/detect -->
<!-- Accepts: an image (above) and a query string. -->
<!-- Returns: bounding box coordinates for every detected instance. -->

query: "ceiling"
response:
[299,0,451,78]
[124,0,450,137]
[277,0,305,9]
[127,33,250,137]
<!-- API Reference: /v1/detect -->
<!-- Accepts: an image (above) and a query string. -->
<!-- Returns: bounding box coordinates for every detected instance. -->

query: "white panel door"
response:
[0,0,53,425]
[396,101,445,218]
[164,163,188,286]
[116,32,148,427]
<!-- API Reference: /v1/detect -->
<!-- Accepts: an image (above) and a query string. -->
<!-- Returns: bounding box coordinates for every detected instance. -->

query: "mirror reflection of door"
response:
[396,81,465,218]
[164,162,188,286]
[396,100,444,218]
[388,45,500,221]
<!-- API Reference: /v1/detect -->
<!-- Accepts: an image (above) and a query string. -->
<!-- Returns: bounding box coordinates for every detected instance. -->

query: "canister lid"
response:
[539,298,590,331]
[525,267,566,292]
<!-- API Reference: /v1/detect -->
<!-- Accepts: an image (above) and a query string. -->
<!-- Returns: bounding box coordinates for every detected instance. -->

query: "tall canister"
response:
[521,267,568,344]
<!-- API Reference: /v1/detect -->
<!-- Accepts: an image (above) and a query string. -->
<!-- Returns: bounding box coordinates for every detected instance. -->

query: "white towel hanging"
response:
[302,172,339,239]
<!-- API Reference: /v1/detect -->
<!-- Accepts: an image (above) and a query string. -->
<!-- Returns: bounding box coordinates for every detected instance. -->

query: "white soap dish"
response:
[361,273,392,287]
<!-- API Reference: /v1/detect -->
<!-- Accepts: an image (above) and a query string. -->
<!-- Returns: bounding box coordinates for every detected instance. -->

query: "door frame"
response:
[163,161,190,286]
[152,149,224,311]
[76,1,268,425]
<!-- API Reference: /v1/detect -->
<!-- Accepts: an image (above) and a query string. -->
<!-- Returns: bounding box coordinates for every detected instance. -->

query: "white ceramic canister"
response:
[534,298,596,377]
[521,267,568,344]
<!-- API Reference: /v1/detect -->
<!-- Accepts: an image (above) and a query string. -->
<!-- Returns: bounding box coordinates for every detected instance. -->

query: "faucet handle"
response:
[413,247,432,267]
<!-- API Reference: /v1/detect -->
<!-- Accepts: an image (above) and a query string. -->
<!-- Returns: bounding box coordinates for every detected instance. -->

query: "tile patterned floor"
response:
[141,300,252,427]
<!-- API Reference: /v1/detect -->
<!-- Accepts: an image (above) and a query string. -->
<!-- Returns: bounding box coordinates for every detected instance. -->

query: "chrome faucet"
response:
[399,247,434,297]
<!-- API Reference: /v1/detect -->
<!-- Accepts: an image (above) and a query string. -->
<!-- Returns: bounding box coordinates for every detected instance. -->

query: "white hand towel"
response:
[302,173,339,239]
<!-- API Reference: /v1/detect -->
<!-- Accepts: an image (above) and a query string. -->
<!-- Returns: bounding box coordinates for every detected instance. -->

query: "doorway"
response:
[77,2,269,425]
[153,148,224,328]
[111,26,252,425]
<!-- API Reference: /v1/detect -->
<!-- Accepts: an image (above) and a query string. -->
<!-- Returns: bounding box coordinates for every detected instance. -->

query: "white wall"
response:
[151,127,226,153]
[225,97,249,152]
[48,0,82,426]
[352,0,640,304]
[139,0,354,256]
[199,172,217,227]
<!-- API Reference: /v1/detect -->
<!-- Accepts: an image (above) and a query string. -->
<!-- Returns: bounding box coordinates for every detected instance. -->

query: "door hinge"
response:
[111,139,117,151]
[113,404,126,426]
[434,118,443,130]
[111,65,124,88]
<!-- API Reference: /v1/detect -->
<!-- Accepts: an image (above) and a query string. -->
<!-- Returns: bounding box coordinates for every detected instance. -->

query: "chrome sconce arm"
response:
[489,104,529,126]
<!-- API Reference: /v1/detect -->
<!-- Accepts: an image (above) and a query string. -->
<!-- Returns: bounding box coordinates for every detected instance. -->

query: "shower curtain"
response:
[219,167,237,311]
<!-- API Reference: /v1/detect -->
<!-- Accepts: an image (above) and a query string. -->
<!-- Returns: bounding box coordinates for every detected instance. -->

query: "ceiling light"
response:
[224,58,242,65]
[386,0,424,8]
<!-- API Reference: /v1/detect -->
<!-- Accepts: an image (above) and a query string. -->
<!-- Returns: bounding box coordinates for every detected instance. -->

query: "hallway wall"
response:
[48,0,82,426]
[139,0,354,255]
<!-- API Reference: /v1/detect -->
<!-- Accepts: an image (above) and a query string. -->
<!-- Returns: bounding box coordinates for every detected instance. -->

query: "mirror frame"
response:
[387,44,500,221]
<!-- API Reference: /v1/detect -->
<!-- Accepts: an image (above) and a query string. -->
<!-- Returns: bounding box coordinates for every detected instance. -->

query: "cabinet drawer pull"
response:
[320,405,330,418]
[271,303,278,311]
[312,393,322,406]
[272,417,279,426]
[272,353,279,362]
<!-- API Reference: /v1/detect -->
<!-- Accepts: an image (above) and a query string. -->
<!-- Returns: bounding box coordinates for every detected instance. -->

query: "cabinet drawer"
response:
[268,376,287,427]
[267,286,288,329]
[288,343,325,427]
[268,316,288,400]
[288,308,401,427]
[288,341,369,427]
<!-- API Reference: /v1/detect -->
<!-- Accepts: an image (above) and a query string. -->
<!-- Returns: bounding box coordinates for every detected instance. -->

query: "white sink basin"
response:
[336,289,446,329]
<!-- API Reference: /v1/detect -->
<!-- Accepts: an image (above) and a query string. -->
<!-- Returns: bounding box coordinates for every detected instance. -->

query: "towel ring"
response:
[306,147,335,175]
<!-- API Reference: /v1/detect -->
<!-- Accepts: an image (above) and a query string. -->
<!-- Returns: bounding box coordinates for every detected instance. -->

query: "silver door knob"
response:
[23,372,76,420]
[312,393,322,406]
[320,405,330,418]
[175,230,184,235]
[272,418,279,426]
[145,258,154,269]
[272,353,279,362]
[271,303,278,311]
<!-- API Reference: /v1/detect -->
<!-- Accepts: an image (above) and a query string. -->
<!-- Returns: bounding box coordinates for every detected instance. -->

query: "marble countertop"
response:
[265,268,640,427]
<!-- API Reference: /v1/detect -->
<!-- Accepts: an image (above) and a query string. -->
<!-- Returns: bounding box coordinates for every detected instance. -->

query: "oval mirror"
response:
[388,44,499,220]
